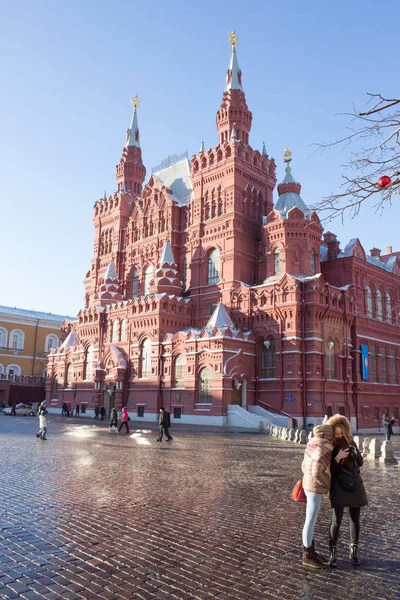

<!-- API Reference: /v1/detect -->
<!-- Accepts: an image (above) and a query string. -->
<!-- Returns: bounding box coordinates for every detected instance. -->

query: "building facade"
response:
[0,305,70,406]
[46,37,400,432]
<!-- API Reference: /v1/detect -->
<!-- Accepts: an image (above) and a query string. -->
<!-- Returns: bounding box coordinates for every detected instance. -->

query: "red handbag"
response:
[291,479,307,503]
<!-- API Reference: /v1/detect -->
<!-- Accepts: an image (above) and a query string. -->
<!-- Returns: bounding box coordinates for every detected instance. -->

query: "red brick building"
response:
[46,38,400,432]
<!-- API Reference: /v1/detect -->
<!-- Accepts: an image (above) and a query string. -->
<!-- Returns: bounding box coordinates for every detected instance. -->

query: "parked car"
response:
[3,403,36,416]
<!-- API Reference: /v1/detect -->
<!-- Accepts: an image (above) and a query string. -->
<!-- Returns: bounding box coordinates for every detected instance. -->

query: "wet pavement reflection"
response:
[1,415,399,599]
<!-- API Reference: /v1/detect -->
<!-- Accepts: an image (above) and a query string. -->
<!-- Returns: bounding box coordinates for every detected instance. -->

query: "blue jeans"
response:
[386,433,391,441]
[302,490,322,548]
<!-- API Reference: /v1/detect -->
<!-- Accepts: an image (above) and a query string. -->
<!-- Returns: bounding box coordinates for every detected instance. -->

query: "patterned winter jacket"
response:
[301,424,334,494]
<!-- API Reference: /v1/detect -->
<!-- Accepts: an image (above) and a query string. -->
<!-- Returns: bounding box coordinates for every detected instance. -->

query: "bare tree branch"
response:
[312,93,400,220]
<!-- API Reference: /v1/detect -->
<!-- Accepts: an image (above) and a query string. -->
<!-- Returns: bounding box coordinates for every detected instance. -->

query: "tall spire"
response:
[216,32,252,146]
[116,96,146,195]
[126,95,140,148]
[224,32,243,92]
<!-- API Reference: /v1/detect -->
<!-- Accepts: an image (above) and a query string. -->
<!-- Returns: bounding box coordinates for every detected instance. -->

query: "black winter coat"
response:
[330,446,368,509]
[382,415,394,435]
[159,410,171,428]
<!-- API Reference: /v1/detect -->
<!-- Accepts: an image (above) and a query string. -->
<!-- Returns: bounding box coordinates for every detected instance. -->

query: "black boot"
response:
[311,540,327,565]
[329,546,338,568]
[350,544,361,566]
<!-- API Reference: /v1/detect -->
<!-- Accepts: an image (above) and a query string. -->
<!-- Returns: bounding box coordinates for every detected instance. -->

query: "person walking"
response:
[75,404,80,417]
[94,405,100,420]
[301,423,334,569]
[326,414,368,568]
[36,401,48,440]
[156,407,173,443]
[382,412,395,441]
[99,406,106,421]
[109,407,118,432]
[118,407,130,434]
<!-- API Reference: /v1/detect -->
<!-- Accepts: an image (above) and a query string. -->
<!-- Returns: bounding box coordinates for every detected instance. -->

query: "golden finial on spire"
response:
[131,95,140,110]
[284,148,292,164]
[228,31,238,49]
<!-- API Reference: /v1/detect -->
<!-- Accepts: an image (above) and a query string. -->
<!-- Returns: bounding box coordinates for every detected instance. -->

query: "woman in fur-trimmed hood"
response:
[300,424,334,569]
[326,414,368,568]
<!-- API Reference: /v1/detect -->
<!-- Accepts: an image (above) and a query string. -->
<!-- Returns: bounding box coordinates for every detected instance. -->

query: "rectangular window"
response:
[338,406,345,416]
[370,345,377,382]
[137,406,145,418]
[373,406,379,421]
[383,406,389,416]
[394,407,399,420]
[173,407,182,419]
[362,406,369,419]
[381,348,387,383]
[326,406,333,418]
[81,403,87,414]
[390,349,397,384]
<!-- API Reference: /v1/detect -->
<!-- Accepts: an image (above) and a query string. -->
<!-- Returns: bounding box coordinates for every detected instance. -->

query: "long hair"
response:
[326,414,353,445]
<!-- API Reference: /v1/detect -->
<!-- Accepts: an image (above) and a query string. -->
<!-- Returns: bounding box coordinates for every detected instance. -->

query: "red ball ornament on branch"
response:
[377,175,392,189]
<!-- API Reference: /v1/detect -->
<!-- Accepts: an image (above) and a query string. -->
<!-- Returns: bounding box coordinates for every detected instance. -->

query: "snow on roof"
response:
[153,158,193,206]
[0,305,73,322]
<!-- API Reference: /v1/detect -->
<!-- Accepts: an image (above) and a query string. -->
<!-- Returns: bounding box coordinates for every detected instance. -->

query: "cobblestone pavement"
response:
[1,414,399,600]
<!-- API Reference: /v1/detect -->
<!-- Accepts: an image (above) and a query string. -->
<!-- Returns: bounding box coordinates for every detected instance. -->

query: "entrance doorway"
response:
[103,389,115,417]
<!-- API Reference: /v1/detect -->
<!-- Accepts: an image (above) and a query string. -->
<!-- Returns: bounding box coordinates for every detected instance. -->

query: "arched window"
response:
[45,334,59,353]
[121,320,127,341]
[365,285,373,317]
[182,258,188,291]
[66,363,73,388]
[0,327,7,348]
[326,338,336,379]
[132,268,139,297]
[144,265,154,295]
[261,338,276,378]
[111,320,119,342]
[310,249,316,275]
[84,345,94,381]
[199,367,212,403]
[376,289,383,320]
[370,345,377,382]
[52,375,59,399]
[386,293,393,323]
[208,249,220,285]
[141,338,151,378]
[9,329,24,350]
[174,354,186,387]
[274,249,281,276]
[6,364,21,379]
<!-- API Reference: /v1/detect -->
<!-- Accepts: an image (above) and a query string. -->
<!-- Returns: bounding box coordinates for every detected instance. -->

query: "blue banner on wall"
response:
[361,344,369,381]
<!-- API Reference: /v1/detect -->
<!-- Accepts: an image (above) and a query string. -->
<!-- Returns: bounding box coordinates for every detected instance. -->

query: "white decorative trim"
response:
[45,333,59,353]
[9,329,25,350]
[0,327,8,348]
[6,363,21,376]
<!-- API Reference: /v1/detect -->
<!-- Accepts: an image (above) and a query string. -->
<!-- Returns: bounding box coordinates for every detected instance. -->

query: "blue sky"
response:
[1,0,399,316]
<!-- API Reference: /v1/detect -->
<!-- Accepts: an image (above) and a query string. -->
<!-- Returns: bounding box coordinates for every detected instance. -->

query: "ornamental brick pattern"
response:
[45,38,400,431]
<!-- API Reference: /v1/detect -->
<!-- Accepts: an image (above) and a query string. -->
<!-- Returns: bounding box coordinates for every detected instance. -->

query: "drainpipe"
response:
[124,322,132,408]
[321,284,330,414]
[31,318,40,376]
[301,282,307,426]
[273,285,285,412]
